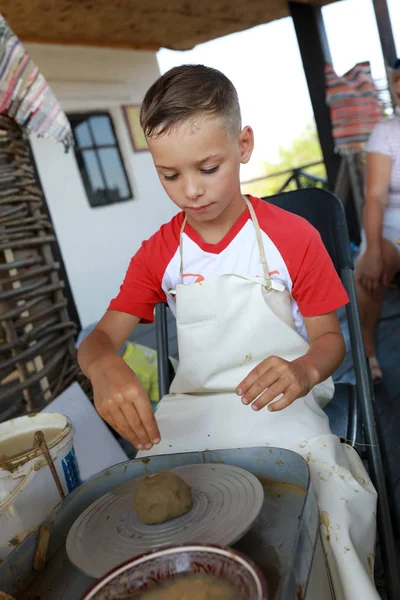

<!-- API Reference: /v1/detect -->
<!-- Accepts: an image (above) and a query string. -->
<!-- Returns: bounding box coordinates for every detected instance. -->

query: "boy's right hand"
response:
[88,354,161,450]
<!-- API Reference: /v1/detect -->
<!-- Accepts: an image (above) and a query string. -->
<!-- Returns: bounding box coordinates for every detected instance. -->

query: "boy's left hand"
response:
[236,356,315,412]
[236,313,346,412]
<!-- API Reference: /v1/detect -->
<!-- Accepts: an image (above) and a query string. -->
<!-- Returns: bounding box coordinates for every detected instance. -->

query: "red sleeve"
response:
[291,224,349,317]
[108,216,181,323]
[108,247,166,323]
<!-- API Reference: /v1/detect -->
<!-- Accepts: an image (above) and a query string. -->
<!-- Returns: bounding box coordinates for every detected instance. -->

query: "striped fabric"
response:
[325,62,382,155]
[0,14,73,150]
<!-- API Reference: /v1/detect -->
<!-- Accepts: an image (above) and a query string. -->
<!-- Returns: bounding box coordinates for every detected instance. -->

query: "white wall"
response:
[27,44,178,328]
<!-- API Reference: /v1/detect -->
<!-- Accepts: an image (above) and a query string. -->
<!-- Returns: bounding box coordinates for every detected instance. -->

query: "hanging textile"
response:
[0,14,73,150]
[325,61,382,155]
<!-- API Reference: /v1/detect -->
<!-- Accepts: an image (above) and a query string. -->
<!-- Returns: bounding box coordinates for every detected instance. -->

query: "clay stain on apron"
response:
[305,452,317,464]
[357,475,368,488]
[367,553,374,575]
[8,536,21,547]
[321,510,331,541]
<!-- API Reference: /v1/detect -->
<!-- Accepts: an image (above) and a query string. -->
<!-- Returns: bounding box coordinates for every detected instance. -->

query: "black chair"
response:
[265,188,399,597]
[154,188,400,598]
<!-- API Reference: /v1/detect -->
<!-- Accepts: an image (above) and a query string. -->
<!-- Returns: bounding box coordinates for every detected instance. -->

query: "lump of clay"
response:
[134,471,193,525]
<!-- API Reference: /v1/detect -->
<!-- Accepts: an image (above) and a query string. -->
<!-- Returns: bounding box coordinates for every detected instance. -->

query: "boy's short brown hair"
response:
[140,64,241,138]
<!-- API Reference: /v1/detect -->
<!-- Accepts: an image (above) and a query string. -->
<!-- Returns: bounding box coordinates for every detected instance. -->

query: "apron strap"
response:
[180,196,272,290]
[243,196,272,289]
[179,215,187,283]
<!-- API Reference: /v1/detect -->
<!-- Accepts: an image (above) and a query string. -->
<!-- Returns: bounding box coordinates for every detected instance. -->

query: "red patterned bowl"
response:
[81,544,268,599]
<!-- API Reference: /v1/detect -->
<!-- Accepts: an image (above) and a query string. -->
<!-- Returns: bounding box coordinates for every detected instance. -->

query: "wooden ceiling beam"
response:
[1,0,340,51]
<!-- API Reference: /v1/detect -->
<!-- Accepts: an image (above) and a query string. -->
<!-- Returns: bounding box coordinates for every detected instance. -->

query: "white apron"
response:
[139,197,378,599]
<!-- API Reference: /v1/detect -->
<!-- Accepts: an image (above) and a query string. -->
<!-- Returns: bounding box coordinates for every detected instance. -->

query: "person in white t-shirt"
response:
[78,65,378,599]
[356,60,400,380]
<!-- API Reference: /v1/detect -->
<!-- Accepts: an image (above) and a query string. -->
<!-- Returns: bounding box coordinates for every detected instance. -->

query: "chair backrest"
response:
[263,188,354,273]
[156,188,355,396]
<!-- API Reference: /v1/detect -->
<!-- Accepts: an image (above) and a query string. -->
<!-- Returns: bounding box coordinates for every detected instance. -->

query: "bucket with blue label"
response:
[0,412,80,559]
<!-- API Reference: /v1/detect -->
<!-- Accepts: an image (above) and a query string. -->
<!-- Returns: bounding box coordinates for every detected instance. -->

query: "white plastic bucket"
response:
[0,412,80,560]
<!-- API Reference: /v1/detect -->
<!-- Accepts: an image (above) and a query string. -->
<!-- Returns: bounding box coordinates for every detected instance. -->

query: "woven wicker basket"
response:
[0,115,85,420]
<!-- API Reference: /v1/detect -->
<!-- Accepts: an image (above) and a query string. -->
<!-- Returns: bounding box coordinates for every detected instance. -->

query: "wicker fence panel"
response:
[0,115,83,420]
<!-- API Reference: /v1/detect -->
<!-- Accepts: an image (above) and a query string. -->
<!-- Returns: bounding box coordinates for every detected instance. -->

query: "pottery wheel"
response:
[66,463,264,578]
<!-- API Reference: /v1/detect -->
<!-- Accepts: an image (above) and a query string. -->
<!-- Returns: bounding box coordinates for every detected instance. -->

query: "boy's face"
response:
[147,114,254,225]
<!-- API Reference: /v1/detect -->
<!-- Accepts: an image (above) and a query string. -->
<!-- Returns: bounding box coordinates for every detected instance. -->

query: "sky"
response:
[157,0,400,181]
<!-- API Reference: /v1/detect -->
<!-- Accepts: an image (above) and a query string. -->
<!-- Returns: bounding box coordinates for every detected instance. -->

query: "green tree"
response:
[242,122,327,198]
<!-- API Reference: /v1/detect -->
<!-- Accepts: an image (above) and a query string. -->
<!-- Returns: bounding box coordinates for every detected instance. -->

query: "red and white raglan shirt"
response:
[109,196,348,340]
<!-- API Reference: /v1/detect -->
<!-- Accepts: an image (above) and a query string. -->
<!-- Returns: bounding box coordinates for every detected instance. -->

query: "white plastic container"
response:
[0,412,80,560]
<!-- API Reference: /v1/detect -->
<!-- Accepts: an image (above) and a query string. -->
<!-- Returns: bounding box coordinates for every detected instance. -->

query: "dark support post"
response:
[289,1,340,190]
[372,0,398,66]
[155,303,171,400]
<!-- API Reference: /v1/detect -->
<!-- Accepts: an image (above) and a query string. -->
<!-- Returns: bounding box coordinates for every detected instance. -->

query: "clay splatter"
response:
[367,554,374,575]
[321,511,331,542]
[9,536,20,547]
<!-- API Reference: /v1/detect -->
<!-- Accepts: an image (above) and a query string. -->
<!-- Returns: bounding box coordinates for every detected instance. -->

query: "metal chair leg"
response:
[372,381,400,540]
[346,384,358,448]
[155,303,171,400]
[343,268,400,598]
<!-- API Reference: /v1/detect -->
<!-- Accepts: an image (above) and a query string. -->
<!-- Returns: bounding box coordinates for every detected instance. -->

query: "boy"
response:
[79,65,378,599]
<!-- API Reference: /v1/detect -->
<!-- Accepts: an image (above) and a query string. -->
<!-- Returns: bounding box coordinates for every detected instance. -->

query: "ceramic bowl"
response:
[81,544,268,599]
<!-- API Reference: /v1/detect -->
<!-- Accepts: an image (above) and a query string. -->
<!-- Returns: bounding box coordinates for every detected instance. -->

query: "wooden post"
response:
[372,0,398,67]
[289,1,340,191]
